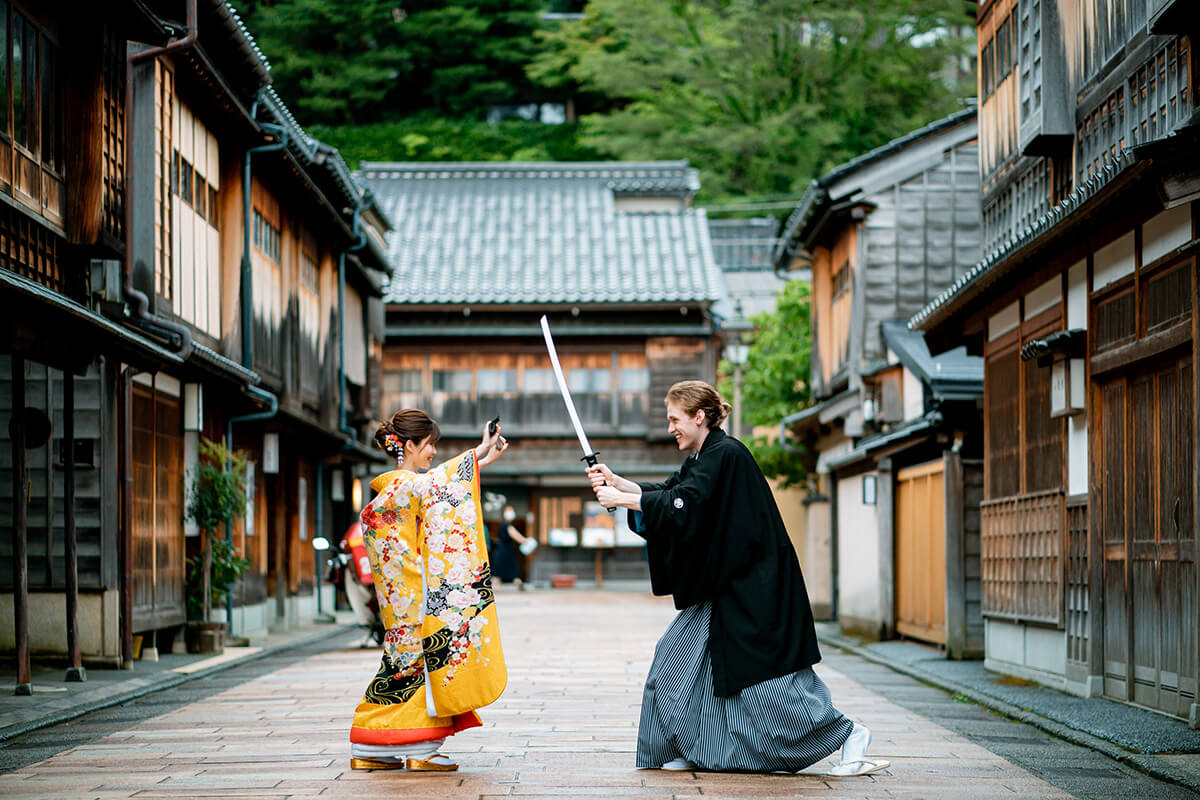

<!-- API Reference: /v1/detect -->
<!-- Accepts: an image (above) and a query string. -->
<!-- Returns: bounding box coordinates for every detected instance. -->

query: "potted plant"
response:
[184,437,251,653]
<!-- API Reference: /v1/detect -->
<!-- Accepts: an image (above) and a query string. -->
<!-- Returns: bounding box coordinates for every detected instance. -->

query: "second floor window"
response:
[0,2,64,223]
[253,208,281,262]
[386,356,652,433]
[165,92,221,336]
[299,241,321,344]
[432,370,475,425]
[569,367,611,426]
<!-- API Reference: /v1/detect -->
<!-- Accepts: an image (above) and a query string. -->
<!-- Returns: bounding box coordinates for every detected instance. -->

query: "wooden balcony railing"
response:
[980,488,1066,626]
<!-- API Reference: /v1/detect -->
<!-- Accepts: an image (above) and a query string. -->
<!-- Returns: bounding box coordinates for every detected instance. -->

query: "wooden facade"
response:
[362,162,724,585]
[1,0,389,674]
[913,0,1200,722]
[895,460,948,644]
[377,311,718,584]
[776,112,985,655]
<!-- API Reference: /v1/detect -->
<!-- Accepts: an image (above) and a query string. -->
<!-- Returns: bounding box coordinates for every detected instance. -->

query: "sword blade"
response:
[540,315,594,456]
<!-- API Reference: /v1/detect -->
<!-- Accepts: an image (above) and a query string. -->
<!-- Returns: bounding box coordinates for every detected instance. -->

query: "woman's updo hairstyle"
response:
[665,380,732,430]
[375,409,440,461]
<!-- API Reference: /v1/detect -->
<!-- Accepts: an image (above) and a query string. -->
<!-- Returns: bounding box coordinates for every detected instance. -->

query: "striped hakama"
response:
[636,602,854,773]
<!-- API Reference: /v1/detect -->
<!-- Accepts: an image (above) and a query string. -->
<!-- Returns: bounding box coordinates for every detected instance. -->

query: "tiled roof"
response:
[880,320,981,398]
[773,107,977,266]
[359,162,723,306]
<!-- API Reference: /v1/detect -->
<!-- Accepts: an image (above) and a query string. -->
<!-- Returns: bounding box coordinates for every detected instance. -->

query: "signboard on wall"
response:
[581,501,615,548]
[548,528,578,547]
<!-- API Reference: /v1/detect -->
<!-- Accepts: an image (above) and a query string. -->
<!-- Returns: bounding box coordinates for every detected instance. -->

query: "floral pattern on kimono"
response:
[349,450,507,747]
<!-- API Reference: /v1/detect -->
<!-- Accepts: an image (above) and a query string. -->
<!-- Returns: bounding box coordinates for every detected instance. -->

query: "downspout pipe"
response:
[124,0,196,358]
[779,408,810,453]
[224,384,278,627]
[337,199,368,442]
[226,97,285,628]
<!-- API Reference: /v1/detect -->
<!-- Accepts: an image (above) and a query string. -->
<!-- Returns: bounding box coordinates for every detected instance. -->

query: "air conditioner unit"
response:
[90,259,123,304]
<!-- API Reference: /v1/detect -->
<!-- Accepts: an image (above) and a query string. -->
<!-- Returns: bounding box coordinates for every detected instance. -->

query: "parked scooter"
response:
[326,521,385,647]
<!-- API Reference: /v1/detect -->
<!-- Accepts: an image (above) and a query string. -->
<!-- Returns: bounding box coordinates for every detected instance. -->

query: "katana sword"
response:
[540,315,614,510]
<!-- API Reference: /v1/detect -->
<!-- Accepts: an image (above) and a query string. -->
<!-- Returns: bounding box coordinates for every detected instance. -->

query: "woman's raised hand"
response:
[476,422,508,468]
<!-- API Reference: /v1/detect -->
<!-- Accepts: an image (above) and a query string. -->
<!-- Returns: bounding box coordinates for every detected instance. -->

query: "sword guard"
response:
[581,452,616,513]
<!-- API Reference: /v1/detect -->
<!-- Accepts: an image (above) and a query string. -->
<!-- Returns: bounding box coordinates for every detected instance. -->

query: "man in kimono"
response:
[588,381,888,776]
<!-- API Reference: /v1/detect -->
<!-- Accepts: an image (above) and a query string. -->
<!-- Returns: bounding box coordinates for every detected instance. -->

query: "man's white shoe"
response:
[827,723,891,777]
[660,757,696,771]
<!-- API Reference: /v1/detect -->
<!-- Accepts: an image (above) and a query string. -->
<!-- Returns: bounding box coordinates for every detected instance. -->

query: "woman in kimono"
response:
[349,409,509,772]
[587,381,888,777]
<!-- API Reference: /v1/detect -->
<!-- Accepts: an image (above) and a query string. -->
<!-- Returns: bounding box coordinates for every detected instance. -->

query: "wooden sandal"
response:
[404,753,459,771]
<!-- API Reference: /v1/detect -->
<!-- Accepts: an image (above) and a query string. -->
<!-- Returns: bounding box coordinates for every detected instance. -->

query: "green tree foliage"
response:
[718,279,813,486]
[530,0,975,199]
[231,1,548,125]
[308,116,602,168]
[184,438,251,620]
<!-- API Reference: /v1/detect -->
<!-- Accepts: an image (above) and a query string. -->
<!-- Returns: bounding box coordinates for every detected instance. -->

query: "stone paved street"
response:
[0,590,1172,799]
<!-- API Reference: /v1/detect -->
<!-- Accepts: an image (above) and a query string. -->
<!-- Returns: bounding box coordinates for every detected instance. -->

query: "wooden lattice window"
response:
[1093,288,1136,352]
[0,3,65,226]
[1023,348,1062,492]
[0,200,63,293]
[1145,263,1192,334]
[1066,497,1089,664]
[102,26,124,240]
[985,351,1020,498]
[980,488,1065,624]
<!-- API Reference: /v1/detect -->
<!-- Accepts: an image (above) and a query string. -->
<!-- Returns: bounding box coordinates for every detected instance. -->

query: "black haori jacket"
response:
[634,428,822,697]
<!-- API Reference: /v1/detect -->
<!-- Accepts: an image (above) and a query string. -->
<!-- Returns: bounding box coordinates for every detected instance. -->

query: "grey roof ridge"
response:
[213,0,272,81]
[256,87,391,235]
[772,105,978,266]
[359,160,701,194]
[909,147,1136,332]
[695,207,727,307]
[360,159,692,171]
[880,319,982,387]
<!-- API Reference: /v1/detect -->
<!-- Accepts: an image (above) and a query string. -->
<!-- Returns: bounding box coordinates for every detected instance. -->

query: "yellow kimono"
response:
[349,450,507,747]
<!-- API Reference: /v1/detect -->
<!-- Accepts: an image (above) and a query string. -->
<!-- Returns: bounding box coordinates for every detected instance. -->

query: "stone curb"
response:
[817,630,1200,793]
[0,624,354,744]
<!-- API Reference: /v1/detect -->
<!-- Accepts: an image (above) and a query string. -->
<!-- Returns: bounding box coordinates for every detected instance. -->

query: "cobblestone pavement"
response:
[0,590,1176,799]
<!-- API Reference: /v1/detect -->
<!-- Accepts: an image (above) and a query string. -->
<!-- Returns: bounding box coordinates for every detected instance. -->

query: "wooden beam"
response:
[1090,321,1191,378]
[1191,249,1200,728]
[10,357,31,694]
[120,369,135,669]
[944,451,967,659]
[64,371,85,682]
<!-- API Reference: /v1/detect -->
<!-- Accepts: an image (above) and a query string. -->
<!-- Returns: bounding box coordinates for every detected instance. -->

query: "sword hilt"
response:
[582,452,616,513]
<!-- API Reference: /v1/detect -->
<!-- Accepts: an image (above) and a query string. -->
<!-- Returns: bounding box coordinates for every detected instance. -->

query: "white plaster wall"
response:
[837,473,880,627]
[988,301,1019,340]
[803,498,833,616]
[1142,204,1193,265]
[1067,260,1089,495]
[1024,276,1061,318]
[902,366,924,421]
[1093,231,1136,290]
[985,618,1068,689]
[232,601,271,643]
[0,591,120,661]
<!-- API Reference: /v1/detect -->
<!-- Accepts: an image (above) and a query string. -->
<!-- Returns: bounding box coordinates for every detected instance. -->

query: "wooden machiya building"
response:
[1,0,388,687]
[911,0,1200,724]
[773,109,985,653]
[360,161,728,584]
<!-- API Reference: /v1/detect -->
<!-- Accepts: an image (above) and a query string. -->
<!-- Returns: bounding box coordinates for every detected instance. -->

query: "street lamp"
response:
[724,341,751,439]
